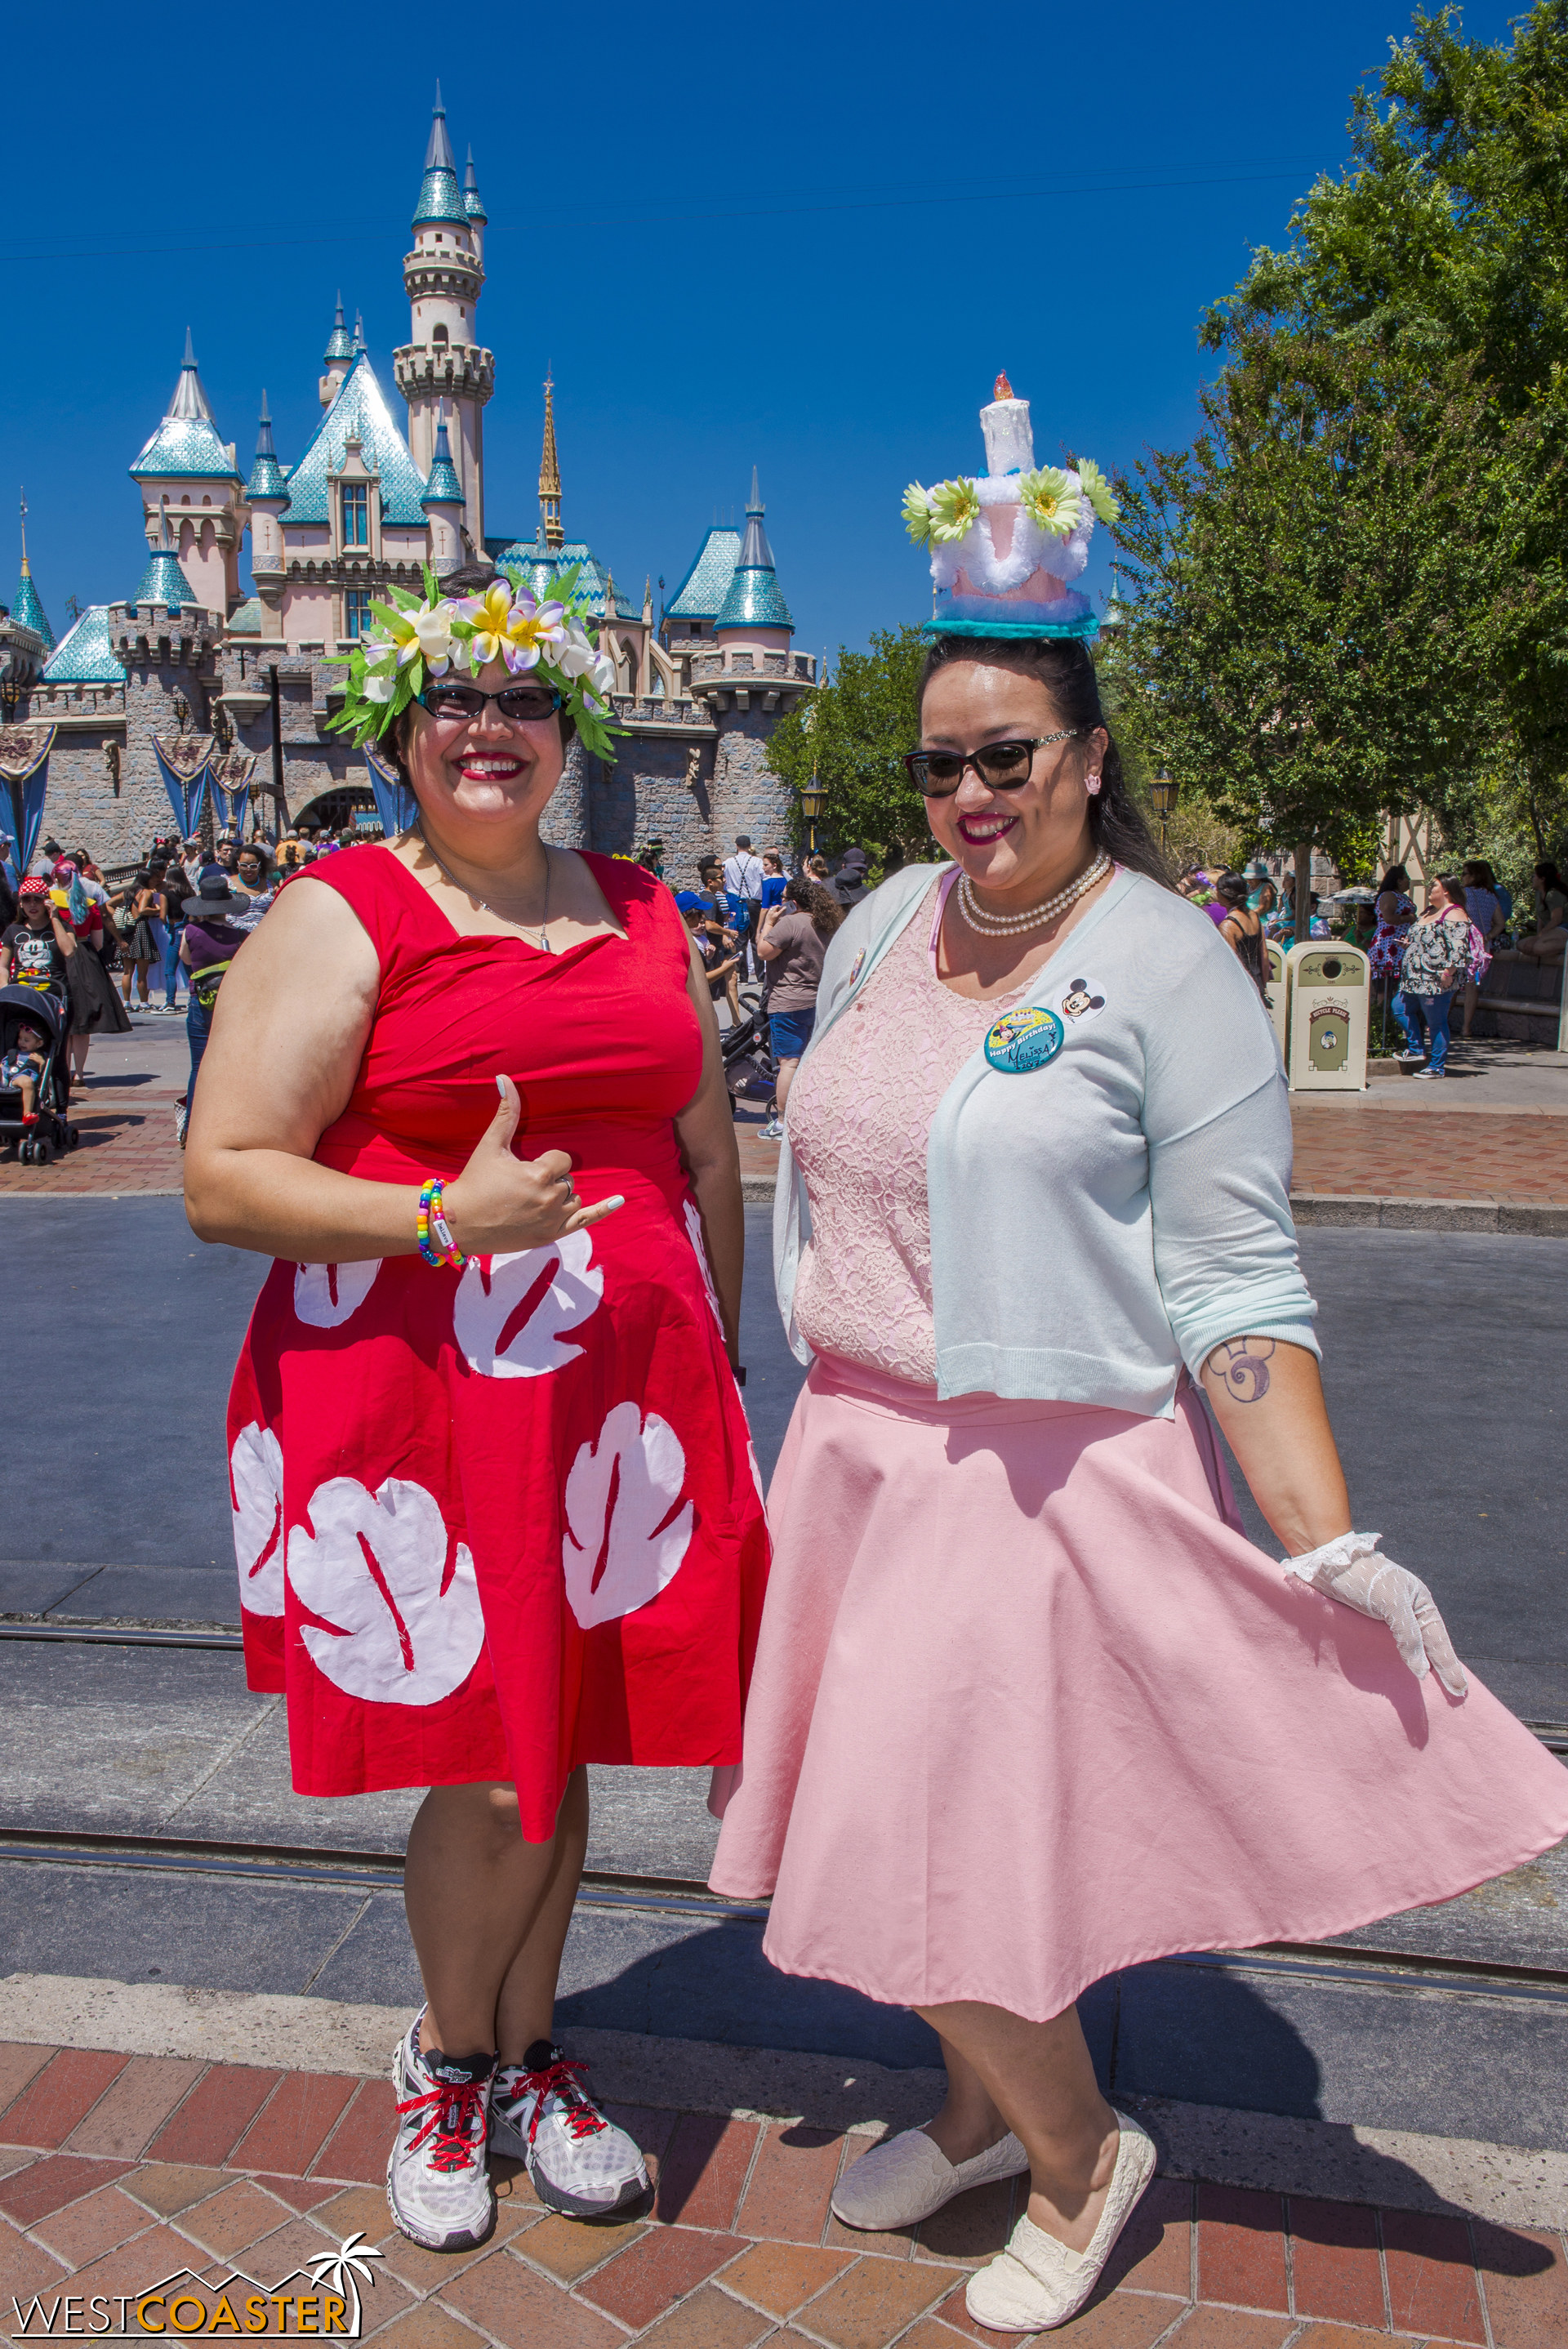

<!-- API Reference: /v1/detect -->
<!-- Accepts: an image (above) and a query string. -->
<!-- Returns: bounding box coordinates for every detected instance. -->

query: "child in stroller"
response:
[0,987,78,1163]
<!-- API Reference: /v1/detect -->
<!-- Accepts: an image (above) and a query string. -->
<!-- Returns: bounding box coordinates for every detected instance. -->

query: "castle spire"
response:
[413,81,466,227]
[715,466,793,634]
[168,329,216,424]
[463,146,488,225]
[323,294,353,364]
[247,393,288,502]
[353,310,365,354]
[538,372,564,550]
[12,486,54,651]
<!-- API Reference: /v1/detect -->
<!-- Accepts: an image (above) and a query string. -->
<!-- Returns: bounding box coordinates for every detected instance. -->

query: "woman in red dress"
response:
[185,563,767,2253]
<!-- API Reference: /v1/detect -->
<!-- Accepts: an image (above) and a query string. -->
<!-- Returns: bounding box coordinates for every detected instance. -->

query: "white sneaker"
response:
[489,2040,648,2218]
[385,2013,495,2252]
[965,2111,1157,2333]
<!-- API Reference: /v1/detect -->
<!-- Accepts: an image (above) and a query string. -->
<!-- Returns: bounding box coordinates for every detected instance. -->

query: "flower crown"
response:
[325,563,624,762]
[901,456,1120,547]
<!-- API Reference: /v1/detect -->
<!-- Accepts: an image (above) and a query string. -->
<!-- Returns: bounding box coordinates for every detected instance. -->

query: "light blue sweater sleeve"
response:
[1140,933,1319,1374]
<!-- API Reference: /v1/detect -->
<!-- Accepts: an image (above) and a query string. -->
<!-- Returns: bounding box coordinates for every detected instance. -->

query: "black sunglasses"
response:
[416,680,564,724]
[903,732,1081,798]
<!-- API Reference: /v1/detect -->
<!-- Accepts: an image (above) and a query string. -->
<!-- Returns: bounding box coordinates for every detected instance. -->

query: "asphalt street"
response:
[1,1201,1561,1715]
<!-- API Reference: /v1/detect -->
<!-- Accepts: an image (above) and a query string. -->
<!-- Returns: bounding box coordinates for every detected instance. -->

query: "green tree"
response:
[1209,3,1568,781]
[765,625,932,863]
[1112,324,1494,901]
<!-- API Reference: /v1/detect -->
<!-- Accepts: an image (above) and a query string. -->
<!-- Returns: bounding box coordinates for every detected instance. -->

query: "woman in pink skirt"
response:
[709,394,1568,2337]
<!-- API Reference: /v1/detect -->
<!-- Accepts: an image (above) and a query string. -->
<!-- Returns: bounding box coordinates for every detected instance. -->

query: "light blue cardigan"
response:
[773,862,1318,1419]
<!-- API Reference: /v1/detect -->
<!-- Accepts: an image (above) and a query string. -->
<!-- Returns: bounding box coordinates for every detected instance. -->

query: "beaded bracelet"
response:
[416,1175,469,1271]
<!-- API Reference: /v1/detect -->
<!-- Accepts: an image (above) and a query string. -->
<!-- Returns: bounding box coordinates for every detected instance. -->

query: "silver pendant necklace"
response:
[416,824,552,951]
[957,849,1110,939]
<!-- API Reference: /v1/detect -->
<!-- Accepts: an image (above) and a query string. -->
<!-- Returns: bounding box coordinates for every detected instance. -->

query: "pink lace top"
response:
[788,871,1027,1387]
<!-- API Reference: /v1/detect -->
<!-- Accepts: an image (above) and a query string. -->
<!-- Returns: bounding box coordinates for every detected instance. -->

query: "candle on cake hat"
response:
[904,373,1120,640]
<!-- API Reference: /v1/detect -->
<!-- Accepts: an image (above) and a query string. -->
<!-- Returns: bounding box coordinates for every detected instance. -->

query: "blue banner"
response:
[0,724,56,885]
[364,744,417,837]
[208,750,258,836]
[153,736,211,838]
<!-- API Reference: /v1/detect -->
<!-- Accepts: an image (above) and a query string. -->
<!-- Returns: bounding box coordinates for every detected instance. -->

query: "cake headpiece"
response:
[903,374,1120,640]
[326,562,623,760]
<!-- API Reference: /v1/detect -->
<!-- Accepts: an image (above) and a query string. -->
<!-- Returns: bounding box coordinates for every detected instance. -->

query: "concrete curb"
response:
[746,1174,1568,1230]
[5,1973,1566,2229]
[1291,1193,1568,1234]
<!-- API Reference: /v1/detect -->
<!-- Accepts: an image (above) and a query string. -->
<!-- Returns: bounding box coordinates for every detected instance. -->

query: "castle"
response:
[0,90,814,875]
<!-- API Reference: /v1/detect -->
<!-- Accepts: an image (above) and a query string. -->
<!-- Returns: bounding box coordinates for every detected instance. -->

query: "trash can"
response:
[1285,942,1370,1092]
[1263,942,1289,1065]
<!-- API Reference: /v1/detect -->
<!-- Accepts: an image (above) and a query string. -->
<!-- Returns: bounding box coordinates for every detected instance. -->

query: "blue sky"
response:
[5,0,1515,665]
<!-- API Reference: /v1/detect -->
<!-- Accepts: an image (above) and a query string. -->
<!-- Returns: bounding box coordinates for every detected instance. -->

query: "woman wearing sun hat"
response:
[708,379,1568,2333]
[185,561,767,2254]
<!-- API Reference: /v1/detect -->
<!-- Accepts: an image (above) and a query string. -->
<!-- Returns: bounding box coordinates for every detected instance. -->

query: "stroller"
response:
[721,985,777,1118]
[0,985,79,1164]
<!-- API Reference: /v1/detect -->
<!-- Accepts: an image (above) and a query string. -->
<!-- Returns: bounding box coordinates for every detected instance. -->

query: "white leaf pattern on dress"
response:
[683,1199,725,1333]
[453,1230,604,1379]
[286,1475,484,1705]
[562,1402,694,1631]
[294,1259,381,1329]
[231,1422,286,1618]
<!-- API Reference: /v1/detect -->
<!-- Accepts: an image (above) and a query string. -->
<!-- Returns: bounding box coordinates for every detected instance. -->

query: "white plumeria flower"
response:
[590,652,617,696]
[403,604,455,673]
[553,636,593,680]
[363,671,398,704]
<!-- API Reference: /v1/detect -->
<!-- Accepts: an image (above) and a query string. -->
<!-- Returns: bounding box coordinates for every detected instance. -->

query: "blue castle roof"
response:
[413,85,467,228]
[12,562,53,651]
[716,469,793,631]
[281,350,428,528]
[323,294,354,364]
[422,417,464,509]
[463,149,487,225]
[247,393,288,503]
[664,527,742,622]
[42,608,127,686]
[131,549,199,611]
[483,535,640,622]
[130,330,240,484]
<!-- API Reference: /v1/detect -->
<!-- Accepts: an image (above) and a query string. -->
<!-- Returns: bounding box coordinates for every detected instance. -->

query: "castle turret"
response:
[714,468,794,644]
[421,408,466,577]
[394,84,493,555]
[246,394,290,619]
[320,295,354,408]
[129,329,246,617]
[463,146,487,269]
[131,515,200,617]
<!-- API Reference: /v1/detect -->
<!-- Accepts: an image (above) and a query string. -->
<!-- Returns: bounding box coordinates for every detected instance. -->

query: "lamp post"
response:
[797,771,825,863]
[1150,769,1178,861]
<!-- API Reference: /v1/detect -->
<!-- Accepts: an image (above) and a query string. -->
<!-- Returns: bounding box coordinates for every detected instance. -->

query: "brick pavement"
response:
[0,1070,185,1195]
[2,2045,1563,2347]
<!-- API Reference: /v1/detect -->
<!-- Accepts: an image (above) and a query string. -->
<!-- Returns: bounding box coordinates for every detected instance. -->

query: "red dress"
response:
[227,845,769,1839]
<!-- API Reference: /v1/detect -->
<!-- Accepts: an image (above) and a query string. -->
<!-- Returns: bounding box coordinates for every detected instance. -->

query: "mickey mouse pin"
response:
[1059,978,1106,1023]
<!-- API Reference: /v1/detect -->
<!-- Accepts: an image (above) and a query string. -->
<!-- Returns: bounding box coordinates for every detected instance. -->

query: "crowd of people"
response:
[1173,851,1568,1072]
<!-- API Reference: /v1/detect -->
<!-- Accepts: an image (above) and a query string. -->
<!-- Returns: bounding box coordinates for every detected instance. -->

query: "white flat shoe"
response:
[964,2108,1156,2332]
[831,2125,1029,2231]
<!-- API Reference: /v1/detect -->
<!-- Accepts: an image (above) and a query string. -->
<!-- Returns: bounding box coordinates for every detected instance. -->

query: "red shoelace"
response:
[510,2057,605,2146]
[397,2076,488,2173]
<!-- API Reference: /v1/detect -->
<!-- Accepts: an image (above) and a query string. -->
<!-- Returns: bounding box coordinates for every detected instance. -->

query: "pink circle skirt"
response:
[709,1354,1568,2021]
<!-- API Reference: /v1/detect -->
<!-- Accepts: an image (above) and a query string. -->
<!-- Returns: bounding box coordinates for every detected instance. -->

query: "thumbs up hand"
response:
[443,1076,622,1259]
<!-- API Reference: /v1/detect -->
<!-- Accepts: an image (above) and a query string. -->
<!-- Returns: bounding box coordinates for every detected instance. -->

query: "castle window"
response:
[345,589,376,640]
[433,323,448,347]
[341,484,369,546]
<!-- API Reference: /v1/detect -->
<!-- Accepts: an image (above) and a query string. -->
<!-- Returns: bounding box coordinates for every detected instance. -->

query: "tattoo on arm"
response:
[1203,1336,1277,1402]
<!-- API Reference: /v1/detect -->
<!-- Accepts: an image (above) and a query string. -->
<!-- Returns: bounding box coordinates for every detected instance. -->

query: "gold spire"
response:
[538,372,564,550]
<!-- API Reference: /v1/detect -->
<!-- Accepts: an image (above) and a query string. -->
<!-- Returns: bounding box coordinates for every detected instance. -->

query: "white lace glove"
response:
[1284,1531,1468,1698]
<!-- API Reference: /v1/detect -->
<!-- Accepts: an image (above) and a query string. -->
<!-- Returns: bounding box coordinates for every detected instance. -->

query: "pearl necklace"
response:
[957,850,1111,938]
[416,824,553,950]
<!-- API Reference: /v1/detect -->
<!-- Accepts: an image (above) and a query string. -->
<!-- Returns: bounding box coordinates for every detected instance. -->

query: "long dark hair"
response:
[383,559,578,786]
[918,635,1169,887]
[1535,861,1567,896]
[784,875,844,940]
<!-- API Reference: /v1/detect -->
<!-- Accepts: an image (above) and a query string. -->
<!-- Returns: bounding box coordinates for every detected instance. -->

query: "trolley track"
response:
[7,1620,1568,1998]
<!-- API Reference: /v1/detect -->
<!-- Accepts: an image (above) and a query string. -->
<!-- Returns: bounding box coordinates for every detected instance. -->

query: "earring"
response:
[1085,773,1102,796]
